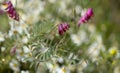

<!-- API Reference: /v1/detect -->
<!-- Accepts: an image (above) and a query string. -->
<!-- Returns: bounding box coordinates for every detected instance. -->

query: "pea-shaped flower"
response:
[78,8,94,26]
[3,1,19,21]
[58,23,70,35]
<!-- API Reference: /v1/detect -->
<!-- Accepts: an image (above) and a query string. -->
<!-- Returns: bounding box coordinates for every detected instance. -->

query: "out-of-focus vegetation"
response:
[0,0,120,73]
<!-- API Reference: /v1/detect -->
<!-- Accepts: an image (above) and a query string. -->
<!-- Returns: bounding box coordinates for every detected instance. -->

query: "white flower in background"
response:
[23,46,31,54]
[77,60,87,72]
[58,0,72,16]
[45,57,71,73]
[48,0,56,3]
[87,34,105,61]
[16,49,25,61]
[96,34,103,44]
[1,47,6,52]
[75,5,82,14]
[68,53,74,59]
[16,0,24,9]
[47,64,67,73]
[8,20,30,37]
[8,26,23,37]
[116,52,120,59]
[55,67,67,73]
[9,59,20,72]
[58,0,67,13]
[16,46,32,62]
[19,22,28,30]
[19,0,45,24]
[71,34,80,45]
[81,8,87,16]
[0,0,3,2]
[57,57,64,63]
[19,21,30,38]
[114,66,120,73]
[46,63,55,72]
[22,36,28,44]
[23,46,33,62]
[87,24,96,34]
[0,32,5,42]
[21,70,29,73]
[71,30,88,46]
[10,0,16,6]
[60,1,67,10]
[8,21,23,37]
[65,9,72,16]
[88,42,100,60]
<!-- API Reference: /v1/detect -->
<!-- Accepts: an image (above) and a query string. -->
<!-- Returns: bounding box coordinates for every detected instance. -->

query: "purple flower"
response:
[86,8,94,17]
[58,23,70,35]
[78,8,94,26]
[10,46,17,55]
[3,1,19,21]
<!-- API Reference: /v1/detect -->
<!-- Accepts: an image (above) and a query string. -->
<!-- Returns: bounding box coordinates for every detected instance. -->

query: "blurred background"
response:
[0,0,120,73]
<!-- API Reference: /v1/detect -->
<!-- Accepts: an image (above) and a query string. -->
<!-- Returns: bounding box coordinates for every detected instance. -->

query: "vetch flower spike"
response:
[78,8,94,26]
[3,1,19,21]
[58,23,70,35]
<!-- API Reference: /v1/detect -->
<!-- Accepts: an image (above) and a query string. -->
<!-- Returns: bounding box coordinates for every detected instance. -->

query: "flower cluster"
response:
[78,8,94,26]
[58,8,94,35]
[3,1,19,21]
[2,0,93,36]
[58,23,70,35]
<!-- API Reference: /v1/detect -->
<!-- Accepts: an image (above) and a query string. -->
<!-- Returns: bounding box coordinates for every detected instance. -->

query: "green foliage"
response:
[0,0,120,73]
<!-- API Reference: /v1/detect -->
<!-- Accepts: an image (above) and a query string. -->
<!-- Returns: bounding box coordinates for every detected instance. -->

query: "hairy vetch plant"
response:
[1,0,119,73]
